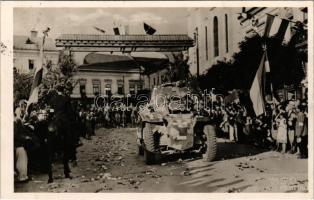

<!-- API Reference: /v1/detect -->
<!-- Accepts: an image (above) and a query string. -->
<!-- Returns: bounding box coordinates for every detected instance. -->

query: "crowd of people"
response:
[13,86,141,183]
[14,85,79,183]
[13,84,308,184]
[77,102,140,140]
[205,97,308,159]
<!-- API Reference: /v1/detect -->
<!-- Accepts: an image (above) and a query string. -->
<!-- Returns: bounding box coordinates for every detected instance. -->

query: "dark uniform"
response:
[48,90,76,178]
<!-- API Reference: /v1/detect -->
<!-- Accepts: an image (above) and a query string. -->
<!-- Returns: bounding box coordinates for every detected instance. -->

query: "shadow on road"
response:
[158,140,269,163]
[215,141,269,161]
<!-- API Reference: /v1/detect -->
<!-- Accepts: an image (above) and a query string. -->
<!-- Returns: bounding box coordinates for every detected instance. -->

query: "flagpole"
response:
[25,28,50,116]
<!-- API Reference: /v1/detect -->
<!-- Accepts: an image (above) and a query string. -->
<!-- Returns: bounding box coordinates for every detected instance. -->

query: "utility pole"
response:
[194,27,200,79]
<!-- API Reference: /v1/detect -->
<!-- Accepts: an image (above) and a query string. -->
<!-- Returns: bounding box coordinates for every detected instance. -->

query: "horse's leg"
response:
[47,136,54,183]
[63,149,71,179]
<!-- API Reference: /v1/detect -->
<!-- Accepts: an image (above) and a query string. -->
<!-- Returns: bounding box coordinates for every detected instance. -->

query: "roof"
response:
[84,53,133,64]
[55,34,194,52]
[78,62,140,73]
[79,53,138,73]
[56,34,193,42]
[79,52,169,73]
[14,35,58,51]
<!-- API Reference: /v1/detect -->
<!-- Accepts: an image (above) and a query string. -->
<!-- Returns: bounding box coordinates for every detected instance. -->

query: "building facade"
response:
[238,7,308,100]
[187,8,242,75]
[70,53,142,99]
[187,7,308,76]
[13,30,59,74]
[55,34,194,95]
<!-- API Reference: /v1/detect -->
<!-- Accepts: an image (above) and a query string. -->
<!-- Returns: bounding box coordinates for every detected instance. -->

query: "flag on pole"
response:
[275,18,289,43]
[268,16,282,37]
[93,26,106,34]
[250,52,266,116]
[263,14,275,38]
[113,27,120,35]
[264,14,290,43]
[264,51,270,72]
[144,22,156,35]
[27,27,50,106]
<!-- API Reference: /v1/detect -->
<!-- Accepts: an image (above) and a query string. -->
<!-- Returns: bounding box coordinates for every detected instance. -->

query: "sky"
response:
[14,8,189,39]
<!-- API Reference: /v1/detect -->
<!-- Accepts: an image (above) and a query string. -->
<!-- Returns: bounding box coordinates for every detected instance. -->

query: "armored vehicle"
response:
[137,83,217,164]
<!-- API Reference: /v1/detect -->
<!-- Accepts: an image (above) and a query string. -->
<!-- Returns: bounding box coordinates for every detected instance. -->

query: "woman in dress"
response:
[14,100,29,183]
[276,113,288,154]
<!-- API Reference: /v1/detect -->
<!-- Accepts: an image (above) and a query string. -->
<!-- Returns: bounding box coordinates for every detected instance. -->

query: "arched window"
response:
[225,14,229,53]
[213,16,219,57]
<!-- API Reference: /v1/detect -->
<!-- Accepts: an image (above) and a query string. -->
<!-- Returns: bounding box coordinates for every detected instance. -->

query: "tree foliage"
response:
[13,67,33,107]
[200,32,305,92]
[40,50,78,102]
[14,50,78,107]
[169,52,191,83]
[58,50,77,78]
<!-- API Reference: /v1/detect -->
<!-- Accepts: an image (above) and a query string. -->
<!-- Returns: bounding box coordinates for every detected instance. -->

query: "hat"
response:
[19,99,27,107]
[56,84,65,92]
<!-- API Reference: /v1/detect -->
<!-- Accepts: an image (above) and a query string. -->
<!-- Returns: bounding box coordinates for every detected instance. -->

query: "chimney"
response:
[30,29,38,41]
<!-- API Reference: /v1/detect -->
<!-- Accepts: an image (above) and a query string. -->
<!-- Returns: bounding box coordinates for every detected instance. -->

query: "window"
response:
[129,83,135,95]
[153,78,156,85]
[117,80,124,95]
[213,16,219,57]
[92,80,100,95]
[104,79,112,96]
[138,80,143,90]
[105,84,111,95]
[118,84,123,94]
[205,26,208,60]
[225,14,229,53]
[79,79,86,96]
[28,59,34,70]
[80,85,86,95]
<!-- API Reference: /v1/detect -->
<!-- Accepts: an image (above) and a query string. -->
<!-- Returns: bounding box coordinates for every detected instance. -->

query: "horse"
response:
[43,109,75,183]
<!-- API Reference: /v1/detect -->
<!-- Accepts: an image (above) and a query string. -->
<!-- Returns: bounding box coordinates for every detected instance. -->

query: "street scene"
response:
[15,127,308,193]
[11,6,309,193]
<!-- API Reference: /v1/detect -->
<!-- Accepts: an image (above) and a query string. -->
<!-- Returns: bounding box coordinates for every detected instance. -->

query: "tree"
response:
[169,52,191,83]
[199,59,234,92]
[201,33,305,92]
[58,50,77,78]
[13,67,33,107]
[39,50,78,104]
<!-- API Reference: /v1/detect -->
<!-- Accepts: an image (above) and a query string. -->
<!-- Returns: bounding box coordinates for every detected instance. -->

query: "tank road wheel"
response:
[202,125,217,162]
[143,123,160,165]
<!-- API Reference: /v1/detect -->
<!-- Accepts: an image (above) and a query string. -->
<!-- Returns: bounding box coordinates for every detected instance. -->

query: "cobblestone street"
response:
[15,127,308,193]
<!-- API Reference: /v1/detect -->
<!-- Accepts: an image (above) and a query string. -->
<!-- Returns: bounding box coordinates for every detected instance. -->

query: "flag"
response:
[27,28,50,106]
[263,50,274,101]
[263,14,275,38]
[275,18,289,43]
[144,23,156,35]
[93,26,106,34]
[113,27,120,35]
[250,52,266,116]
[264,14,290,43]
[265,51,270,72]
